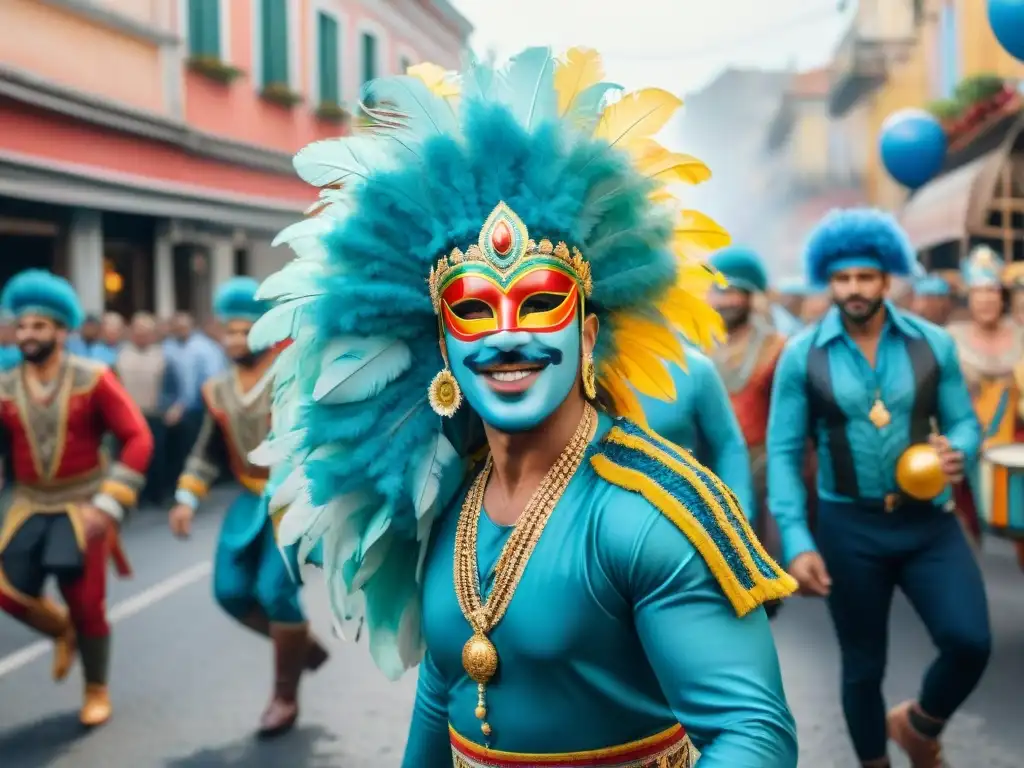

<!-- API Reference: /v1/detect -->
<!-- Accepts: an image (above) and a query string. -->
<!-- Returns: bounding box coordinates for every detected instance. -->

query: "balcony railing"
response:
[829,0,921,118]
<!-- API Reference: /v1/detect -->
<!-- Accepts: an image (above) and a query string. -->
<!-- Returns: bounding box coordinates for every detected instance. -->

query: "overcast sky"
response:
[448,0,853,94]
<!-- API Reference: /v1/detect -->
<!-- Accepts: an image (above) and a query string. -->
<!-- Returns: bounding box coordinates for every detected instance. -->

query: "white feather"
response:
[249,429,307,467]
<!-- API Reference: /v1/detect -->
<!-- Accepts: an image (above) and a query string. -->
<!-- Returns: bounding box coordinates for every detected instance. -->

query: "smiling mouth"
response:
[477,362,546,393]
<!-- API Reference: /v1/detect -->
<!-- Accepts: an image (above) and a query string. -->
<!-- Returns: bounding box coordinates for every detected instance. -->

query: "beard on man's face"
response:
[717,305,750,332]
[231,350,265,369]
[836,294,884,324]
[19,339,57,364]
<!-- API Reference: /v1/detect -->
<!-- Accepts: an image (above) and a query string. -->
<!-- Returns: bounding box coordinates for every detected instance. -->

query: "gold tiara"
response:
[427,202,593,314]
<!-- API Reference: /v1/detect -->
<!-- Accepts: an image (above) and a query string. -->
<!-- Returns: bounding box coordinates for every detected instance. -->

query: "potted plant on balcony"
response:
[315,101,349,125]
[187,55,244,84]
[925,74,1021,149]
[261,82,303,108]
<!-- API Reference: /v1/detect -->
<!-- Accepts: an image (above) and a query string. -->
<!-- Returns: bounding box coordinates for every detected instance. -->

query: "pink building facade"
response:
[0,0,470,318]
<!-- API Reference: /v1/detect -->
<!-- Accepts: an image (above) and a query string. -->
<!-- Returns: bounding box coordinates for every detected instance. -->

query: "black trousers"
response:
[817,499,991,761]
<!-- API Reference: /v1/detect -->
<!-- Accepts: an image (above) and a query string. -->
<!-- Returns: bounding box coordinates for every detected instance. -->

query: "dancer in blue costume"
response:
[254,48,797,767]
[767,209,988,768]
[637,345,756,520]
[167,278,328,738]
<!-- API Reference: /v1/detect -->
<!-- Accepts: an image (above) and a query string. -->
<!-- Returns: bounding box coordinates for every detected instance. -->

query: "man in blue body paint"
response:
[767,208,990,768]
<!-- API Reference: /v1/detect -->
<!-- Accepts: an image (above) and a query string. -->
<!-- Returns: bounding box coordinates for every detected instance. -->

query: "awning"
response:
[0,151,302,235]
[899,150,1003,251]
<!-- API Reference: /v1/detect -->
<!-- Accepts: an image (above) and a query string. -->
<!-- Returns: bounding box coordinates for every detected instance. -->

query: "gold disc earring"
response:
[429,368,463,417]
[582,353,598,400]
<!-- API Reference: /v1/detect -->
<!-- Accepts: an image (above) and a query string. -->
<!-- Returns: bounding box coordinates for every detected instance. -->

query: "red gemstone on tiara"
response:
[491,220,513,255]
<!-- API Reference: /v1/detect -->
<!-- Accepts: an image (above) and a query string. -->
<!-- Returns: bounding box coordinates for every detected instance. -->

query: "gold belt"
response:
[449,724,696,768]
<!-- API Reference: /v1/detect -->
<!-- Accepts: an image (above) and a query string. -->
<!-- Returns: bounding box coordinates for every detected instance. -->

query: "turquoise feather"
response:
[248,295,317,350]
[313,337,412,404]
[407,431,460,518]
[502,47,558,132]
[362,75,459,141]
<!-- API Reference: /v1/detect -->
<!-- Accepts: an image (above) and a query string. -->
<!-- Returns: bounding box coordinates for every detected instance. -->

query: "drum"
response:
[978,443,1024,538]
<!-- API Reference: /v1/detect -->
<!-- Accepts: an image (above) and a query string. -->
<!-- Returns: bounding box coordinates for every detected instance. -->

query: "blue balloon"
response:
[989,0,1024,62]
[879,109,947,189]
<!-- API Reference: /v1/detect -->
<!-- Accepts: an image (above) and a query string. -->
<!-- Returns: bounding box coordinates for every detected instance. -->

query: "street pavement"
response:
[0,493,1021,767]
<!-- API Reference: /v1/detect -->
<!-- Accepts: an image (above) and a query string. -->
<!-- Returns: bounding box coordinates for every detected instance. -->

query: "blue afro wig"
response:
[709,245,768,293]
[804,208,914,286]
[0,269,84,330]
[214,277,271,322]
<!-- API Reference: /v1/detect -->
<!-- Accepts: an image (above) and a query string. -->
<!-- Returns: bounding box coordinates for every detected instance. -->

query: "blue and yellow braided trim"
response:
[590,420,796,616]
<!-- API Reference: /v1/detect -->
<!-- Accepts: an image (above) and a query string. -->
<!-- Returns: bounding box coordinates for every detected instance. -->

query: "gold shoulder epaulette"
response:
[590,420,796,616]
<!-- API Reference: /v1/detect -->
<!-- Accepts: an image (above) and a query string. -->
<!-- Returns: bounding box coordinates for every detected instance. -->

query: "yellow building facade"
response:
[849,0,1024,209]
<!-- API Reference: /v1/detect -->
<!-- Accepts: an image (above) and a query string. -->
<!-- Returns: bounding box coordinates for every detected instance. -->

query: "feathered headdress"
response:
[1,269,84,330]
[250,47,729,679]
[962,244,1004,288]
[213,276,270,322]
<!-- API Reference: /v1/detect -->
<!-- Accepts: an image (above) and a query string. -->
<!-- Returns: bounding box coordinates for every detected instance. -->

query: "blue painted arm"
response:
[934,334,981,464]
[632,513,798,767]
[693,358,756,521]
[766,344,815,564]
[402,651,452,768]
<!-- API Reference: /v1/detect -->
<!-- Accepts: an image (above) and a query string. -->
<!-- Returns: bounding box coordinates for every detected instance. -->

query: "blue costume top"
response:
[767,302,981,563]
[406,415,796,767]
[639,346,756,520]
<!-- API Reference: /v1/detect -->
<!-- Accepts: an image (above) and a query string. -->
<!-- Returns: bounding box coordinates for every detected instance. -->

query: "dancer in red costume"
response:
[0,270,153,727]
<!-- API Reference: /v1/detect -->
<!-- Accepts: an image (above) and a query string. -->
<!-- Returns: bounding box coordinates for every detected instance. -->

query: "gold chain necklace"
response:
[453,403,597,742]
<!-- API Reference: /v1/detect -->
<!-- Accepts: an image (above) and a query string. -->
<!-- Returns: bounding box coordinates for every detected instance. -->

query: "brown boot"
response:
[79,683,112,727]
[53,623,76,682]
[77,635,112,728]
[887,700,944,768]
[257,624,308,738]
[15,597,74,681]
[305,632,329,671]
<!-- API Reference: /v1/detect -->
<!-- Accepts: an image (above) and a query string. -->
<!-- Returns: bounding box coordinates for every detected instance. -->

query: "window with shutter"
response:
[318,12,340,104]
[261,0,290,87]
[361,32,378,108]
[188,0,220,58]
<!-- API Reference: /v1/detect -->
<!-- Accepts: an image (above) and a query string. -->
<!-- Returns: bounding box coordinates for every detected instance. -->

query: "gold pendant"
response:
[869,398,891,429]
[462,633,498,684]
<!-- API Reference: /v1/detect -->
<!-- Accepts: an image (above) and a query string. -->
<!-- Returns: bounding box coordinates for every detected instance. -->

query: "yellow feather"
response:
[617,345,677,401]
[613,315,686,366]
[673,210,731,259]
[658,287,725,350]
[647,188,676,204]
[635,147,711,186]
[554,47,605,115]
[407,62,460,98]
[601,370,648,424]
[593,88,683,148]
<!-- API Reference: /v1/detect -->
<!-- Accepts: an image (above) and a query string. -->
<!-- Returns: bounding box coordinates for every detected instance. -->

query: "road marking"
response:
[0,561,211,679]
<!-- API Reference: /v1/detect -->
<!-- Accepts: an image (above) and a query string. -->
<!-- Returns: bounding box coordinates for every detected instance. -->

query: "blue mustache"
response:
[463,345,564,373]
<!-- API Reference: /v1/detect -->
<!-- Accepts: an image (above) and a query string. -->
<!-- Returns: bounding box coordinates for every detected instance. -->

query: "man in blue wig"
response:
[167,277,329,737]
[910,273,954,326]
[704,245,788,613]
[767,208,989,768]
[255,48,798,767]
[0,269,153,727]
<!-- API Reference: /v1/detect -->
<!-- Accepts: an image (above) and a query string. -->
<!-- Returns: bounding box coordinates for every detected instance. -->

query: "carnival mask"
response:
[427,202,595,432]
